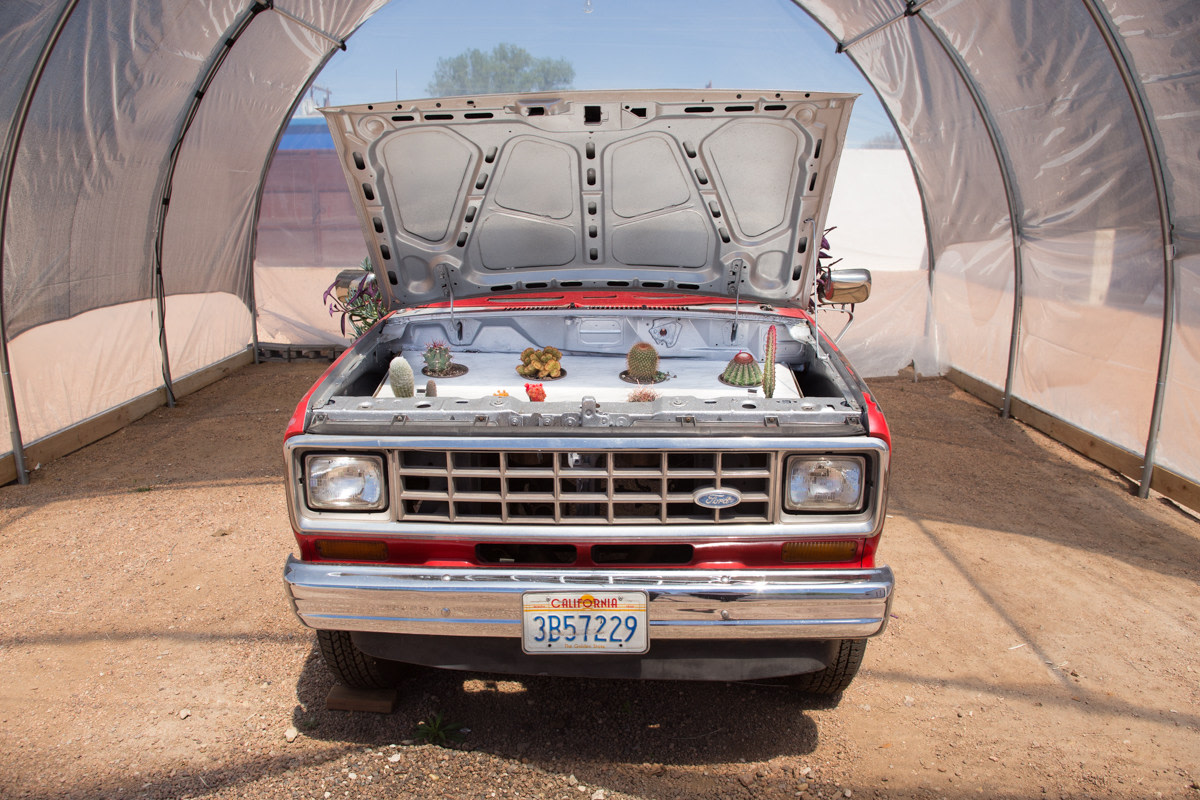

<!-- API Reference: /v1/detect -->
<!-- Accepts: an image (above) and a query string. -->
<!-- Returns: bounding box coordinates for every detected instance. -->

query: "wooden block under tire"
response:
[325,683,398,713]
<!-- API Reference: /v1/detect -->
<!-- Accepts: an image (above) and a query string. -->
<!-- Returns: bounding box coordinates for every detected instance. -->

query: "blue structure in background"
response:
[279,117,336,151]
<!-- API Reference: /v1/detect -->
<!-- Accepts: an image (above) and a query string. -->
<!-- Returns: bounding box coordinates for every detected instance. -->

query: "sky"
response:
[308,0,897,147]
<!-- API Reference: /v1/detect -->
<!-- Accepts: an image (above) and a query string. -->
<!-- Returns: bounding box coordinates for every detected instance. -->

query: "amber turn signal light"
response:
[315,539,388,561]
[781,540,858,563]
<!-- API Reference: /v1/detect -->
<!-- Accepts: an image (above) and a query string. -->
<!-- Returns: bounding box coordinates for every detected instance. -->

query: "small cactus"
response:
[627,386,660,402]
[525,383,546,402]
[625,341,660,381]
[425,379,437,397]
[517,346,563,379]
[423,340,453,375]
[721,351,762,386]
[389,356,414,398]
[762,326,777,398]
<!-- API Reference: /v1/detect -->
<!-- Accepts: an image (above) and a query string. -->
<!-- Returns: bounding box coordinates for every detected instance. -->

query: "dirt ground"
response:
[1,360,1197,800]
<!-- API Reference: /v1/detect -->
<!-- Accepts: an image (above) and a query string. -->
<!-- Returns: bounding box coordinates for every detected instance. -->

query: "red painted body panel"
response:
[284,350,351,441]
[295,535,870,570]
[414,291,741,311]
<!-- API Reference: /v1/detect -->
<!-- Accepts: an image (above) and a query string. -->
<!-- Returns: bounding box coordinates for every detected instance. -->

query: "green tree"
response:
[426,43,574,96]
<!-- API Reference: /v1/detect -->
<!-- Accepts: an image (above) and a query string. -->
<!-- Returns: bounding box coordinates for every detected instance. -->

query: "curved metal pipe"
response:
[1080,0,1178,498]
[788,2,952,383]
[803,1,1020,387]
[836,0,935,54]
[803,6,936,279]
[0,0,82,484]
[912,11,1026,418]
[151,1,273,406]
[824,16,939,374]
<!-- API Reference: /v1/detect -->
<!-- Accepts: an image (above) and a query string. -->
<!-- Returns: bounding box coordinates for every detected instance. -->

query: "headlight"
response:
[305,454,386,511]
[785,455,866,512]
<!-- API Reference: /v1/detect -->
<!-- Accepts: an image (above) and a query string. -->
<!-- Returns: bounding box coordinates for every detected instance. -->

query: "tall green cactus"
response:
[389,356,414,398]
[762,326,777,398]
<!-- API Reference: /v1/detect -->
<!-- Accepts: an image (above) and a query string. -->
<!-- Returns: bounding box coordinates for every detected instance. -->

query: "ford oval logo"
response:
[692,487,742,509]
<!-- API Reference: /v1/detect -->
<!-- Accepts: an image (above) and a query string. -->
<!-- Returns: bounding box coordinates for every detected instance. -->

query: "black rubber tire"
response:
[786,639,867,696]
[316,629,392,690]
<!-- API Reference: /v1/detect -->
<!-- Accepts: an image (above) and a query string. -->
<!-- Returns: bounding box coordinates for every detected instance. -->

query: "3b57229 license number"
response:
[521,591,649,654]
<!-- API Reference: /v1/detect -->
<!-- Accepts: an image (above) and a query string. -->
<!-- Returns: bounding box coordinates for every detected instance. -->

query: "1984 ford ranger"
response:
[282,89,892,698]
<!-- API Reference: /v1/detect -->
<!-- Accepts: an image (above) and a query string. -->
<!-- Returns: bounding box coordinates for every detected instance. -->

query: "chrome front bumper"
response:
[284,556,894,640]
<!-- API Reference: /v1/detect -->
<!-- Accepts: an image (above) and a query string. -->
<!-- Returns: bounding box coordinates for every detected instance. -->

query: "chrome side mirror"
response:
[818,268,872,305]
[332,267,377,305]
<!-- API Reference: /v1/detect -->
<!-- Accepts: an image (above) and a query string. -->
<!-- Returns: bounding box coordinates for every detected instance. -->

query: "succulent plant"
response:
[389,356,414,398]
[762,326,777,398]
[425,379,437,397]
[322,257,384,339]
[517,346,563,379]
[625,341,660,381]
[525,383,546,402]
[423,340,453,375]
[721,351,762,387]
[627,386,660,403]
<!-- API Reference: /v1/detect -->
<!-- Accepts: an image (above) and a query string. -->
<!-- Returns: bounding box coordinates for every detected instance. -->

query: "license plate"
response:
[521,591,649,654]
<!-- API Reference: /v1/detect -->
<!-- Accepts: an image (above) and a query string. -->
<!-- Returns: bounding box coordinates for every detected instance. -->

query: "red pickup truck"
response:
[283,89,892,699]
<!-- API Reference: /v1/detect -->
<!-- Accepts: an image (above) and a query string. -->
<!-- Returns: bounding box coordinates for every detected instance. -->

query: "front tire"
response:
[786,639,867,696]
[316,629,392,689]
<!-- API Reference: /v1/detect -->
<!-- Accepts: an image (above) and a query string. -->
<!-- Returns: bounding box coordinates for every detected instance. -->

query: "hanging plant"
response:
[811,227,843,311]
[323,257,385,339]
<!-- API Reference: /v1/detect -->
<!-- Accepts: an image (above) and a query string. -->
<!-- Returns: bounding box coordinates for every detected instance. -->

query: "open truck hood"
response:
[322,89,855,309]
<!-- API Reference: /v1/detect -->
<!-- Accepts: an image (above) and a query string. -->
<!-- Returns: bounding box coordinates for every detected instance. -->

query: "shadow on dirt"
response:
[872,376,1200,585]
[12,746,359,800]
[1,361,327,508]
[291,643,826,766]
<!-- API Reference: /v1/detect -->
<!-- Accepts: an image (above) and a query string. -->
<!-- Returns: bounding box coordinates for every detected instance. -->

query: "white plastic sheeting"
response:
[0,0,385,446]
[802,0,1198,492]
[1,0,1197,500]
[934,0,1161,454]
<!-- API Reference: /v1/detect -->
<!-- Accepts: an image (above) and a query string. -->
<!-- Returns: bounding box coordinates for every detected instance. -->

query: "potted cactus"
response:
[422,340,467,377]
[621,341,668,384]
[388,356,415,398]
[719,351,762,387]
[517,346,564,379]
[627,386,660,402]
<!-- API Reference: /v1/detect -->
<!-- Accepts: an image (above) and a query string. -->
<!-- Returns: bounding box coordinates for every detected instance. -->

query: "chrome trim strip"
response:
[284,557,894,641]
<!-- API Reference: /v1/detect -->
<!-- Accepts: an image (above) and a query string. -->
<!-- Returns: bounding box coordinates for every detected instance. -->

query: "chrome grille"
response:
[395,449,775,524]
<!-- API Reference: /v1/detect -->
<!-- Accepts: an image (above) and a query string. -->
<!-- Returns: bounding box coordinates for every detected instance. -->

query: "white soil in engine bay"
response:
[374,352,803,402]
